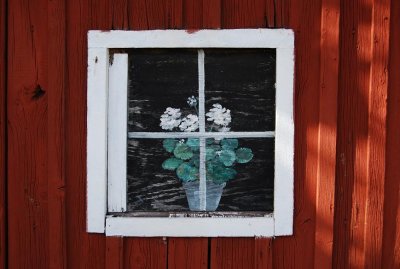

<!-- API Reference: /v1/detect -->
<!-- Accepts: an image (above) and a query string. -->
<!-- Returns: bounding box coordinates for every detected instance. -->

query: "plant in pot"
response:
[160,96,254,211]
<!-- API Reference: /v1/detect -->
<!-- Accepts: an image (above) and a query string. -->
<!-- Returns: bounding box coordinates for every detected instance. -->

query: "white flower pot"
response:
[182,181,226,211]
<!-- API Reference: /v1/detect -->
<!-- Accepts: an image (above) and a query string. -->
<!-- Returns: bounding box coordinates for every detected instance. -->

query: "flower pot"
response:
[182,181,226,211]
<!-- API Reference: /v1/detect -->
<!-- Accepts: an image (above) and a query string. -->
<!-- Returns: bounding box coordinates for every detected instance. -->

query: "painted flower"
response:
[179,114,199,132]
[187,96,197,107]
[206,104,231,127]
[218,126,231,132]
[160,107,182,131]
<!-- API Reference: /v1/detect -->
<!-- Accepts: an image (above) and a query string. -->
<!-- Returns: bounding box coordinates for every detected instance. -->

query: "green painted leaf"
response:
[218,149,236,166]
[206,161,237,183]
[206,139,215,145]
[189,153,200,167]
[208,165,237,183]
[186,138,199,151]
[176,163,198,182]
[162,158,183,170]
[174,143,193,160]
[163,139,178,153]
[209,144,221,151]
[206,147,216,161]
[221,139,239,150]
[236,147,254,163]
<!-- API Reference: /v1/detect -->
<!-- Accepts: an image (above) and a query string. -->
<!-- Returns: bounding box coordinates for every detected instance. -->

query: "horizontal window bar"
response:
[128,131,275,139]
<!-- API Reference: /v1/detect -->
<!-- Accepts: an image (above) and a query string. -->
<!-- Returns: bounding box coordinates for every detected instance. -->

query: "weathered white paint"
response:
[274,47,295,235]
[127,131,275,139]
[106,215,275,237]
[87,29,295,237]
[88,29,294,49]
[198,49,207,210]
[87,48,108,233]
[108,54,128,213]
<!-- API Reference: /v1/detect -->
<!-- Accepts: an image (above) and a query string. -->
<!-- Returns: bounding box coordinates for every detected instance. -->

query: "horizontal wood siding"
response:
[4,0,399,268]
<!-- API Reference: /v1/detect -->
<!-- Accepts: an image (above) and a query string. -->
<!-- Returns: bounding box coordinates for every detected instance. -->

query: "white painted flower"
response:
[218,126,231,132]
[187,96,197,107]
[206,104,231,127]
[179,114,199,132]
[160,107,182,131]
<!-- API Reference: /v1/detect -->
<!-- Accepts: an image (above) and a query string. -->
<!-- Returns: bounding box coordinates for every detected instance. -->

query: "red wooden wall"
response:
[1,0,399,268]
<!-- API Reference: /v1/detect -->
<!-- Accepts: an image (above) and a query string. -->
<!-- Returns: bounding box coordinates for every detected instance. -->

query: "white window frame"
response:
[87,29,294,237]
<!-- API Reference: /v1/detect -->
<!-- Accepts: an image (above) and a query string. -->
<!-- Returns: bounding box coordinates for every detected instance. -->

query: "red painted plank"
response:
[128,0,148,29]
[333,1,374,268]
[168,238,208,269]
[382,1,400,268]
[210,238,255,269]
[112,0,129,30]
[272,1,322,268]
[106,237,124,269]
[255,238,273,269]
[124,238,167,269]
[364,1,391,268]
[313,0,339,268]
[274,0,284,27]
[183,0,202,29]
[128,0,167,29]
[202,0,221,29]
[221,0,266,28]
[65,0,108,268]
[166,0,183,28]
[0,0,6,267]
[265,0,275,28]
[7,0,50,267]
[47,0,67,268]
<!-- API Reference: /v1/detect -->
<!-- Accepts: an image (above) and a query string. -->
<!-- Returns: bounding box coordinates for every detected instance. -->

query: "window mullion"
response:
[198,49,207,211]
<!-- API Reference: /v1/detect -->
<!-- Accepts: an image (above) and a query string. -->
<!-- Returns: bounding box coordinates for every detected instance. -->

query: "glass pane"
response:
[204,49,276,132]
[205,138,274,212]
[128,49,199,132]
[127,137,274,212]
[127,138,198,211]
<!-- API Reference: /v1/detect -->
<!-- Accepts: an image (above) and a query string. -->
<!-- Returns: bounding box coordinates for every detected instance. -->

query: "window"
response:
[87,29,294,237]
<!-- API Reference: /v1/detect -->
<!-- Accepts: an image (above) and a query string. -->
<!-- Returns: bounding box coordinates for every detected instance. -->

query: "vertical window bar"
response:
[198,49,207,210]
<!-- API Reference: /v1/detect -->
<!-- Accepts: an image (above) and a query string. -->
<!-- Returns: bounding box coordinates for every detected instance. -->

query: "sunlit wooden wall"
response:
[1,0,399,268]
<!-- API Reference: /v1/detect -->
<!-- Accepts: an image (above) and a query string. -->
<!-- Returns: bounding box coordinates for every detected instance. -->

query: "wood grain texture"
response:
[48,0,67,268]
[112,0,129,30]
[313,0,339,268]
[168,238,208,269]
[0,0,6,267]
[183,0,202,29]
[382,0,400,268]
[210,238,255,269]
[221,0,266,28]
[106,237,124,269]
[364,0,390,268]
[202,0,221,29]
[8,0,49,268]
[65,0,106,268]
[333,1,373,268]
[265,0,275,28]
[272,1,322,268]
[254,238,273,269]
[124,238,167,269]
